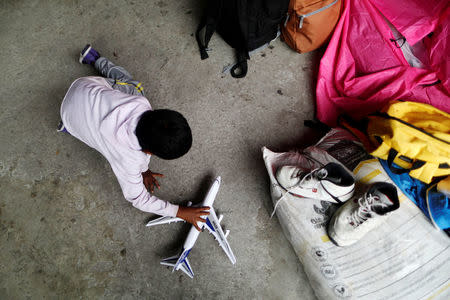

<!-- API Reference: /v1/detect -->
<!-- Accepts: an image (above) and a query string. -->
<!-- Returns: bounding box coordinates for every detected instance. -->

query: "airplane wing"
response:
[146,202,193,227]
[146,216,184,227]
[204,207,237,264]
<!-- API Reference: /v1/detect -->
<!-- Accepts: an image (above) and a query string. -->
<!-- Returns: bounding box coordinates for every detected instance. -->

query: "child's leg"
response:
[58,46,146,134]
[94,57,145,96]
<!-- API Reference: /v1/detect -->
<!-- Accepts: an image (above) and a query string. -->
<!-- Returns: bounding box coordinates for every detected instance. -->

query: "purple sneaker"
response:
[79,44,100,65]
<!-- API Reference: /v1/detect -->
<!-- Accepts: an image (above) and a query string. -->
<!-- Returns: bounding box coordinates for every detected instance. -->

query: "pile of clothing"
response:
[316,0,449,125]
[260,0,450,297]
[268,0,450,236]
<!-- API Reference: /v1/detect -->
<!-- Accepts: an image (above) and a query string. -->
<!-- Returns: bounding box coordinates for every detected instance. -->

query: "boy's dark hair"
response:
[135,109,192,160]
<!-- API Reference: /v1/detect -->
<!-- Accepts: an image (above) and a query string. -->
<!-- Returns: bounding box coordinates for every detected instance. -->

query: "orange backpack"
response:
[281,0,341,53]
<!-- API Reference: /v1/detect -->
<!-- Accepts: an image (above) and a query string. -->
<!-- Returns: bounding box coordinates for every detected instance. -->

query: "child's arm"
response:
[141,170,211,230]
[114,168,179,217]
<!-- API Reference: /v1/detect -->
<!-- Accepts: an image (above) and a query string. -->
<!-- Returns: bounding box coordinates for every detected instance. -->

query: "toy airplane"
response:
[146,176,236,278]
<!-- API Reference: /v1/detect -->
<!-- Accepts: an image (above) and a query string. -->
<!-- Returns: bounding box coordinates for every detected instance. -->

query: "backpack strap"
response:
[337,114,374,151]
[387,148,426,174]
[230,51,248,78]
[304,119,331,133]
[196,17,210,60]
[196,0,224,60]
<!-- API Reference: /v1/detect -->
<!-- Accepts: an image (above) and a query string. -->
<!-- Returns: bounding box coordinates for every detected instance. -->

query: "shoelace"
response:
[271,167,327,218]
[347,194,380,227]
[299,167,327,188]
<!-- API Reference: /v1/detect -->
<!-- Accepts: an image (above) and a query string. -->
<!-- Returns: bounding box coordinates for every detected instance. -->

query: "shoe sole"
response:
[327,214,357,247]
[79,45,92,64]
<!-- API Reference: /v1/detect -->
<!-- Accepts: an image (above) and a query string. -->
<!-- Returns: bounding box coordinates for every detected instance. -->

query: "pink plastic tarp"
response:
[316,0,450,126]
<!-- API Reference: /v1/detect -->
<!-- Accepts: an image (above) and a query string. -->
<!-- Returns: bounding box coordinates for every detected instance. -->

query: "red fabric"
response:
[315,0,450,126]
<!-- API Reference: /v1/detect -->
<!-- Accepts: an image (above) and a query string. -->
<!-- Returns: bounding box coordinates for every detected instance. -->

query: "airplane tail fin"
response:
[160,249,194,278]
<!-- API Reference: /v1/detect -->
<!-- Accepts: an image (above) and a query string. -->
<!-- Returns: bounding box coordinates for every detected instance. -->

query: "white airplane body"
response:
[146,176,236,278]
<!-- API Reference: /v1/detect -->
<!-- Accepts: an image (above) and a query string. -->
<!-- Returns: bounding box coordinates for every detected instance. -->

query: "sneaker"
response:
[327,182,400,247]
[57,120,67,133]
[79,44,100,65]
[275,162,355,204]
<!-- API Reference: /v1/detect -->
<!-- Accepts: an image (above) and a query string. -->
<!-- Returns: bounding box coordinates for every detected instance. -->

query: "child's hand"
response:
[142,170,164,193]
[176,206,210,231]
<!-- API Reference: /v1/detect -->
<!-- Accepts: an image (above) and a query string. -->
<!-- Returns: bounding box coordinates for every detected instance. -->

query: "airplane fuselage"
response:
[150,176,235,278]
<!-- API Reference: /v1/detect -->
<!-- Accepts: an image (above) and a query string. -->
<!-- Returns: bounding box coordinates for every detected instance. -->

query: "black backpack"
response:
[196,0,290,78]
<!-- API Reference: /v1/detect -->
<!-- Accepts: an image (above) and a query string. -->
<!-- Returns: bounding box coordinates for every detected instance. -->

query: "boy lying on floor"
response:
[59,44,209,231]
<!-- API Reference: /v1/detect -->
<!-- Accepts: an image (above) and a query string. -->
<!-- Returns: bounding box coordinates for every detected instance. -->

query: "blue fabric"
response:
[379,159,449,230]
[427,184,450,230]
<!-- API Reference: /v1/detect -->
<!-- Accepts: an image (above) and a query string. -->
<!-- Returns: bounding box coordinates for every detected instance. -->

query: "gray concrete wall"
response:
[0,0,319,298]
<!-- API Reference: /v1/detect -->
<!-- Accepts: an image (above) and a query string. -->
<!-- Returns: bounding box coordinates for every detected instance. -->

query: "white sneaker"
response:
[327,182,400,247]
[275,162,355,204]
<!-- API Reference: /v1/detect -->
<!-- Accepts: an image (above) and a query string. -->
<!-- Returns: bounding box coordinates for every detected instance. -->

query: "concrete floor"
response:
[0,0,320,298]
